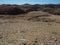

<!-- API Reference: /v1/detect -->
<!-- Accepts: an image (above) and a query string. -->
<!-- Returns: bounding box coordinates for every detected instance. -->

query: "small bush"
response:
[7,7,25,15]
[0,6,25,15]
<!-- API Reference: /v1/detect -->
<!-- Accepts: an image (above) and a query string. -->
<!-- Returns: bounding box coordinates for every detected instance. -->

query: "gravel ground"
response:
[0,11,60,45]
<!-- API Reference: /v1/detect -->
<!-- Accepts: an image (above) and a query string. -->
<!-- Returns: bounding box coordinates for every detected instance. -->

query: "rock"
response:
[0,35,3,39]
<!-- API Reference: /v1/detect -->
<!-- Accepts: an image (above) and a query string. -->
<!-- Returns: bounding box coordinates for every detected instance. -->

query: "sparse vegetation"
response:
[0,5,25,15]
[0,4,60,45]
[0,4,60,15]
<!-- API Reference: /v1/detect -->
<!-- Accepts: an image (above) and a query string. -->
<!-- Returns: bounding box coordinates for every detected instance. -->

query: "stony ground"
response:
[0,11,60,45]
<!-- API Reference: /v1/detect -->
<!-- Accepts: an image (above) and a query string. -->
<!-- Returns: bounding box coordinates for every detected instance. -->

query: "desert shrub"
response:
[7,7,25,15]
[0,4,60,15]
[42,8,60,15]
[43,8,54,12]
[50,11,60,15]
[51,9,60,15]
[0,5,25,15]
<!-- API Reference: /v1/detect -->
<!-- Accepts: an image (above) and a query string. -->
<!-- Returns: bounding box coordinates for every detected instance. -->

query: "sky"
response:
[0,0,60,4]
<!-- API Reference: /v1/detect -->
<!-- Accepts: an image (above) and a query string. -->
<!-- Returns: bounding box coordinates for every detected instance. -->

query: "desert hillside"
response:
[0,4,60,45]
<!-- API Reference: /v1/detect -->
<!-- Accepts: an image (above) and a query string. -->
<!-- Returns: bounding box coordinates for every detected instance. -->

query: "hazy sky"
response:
[0,0,60,4]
